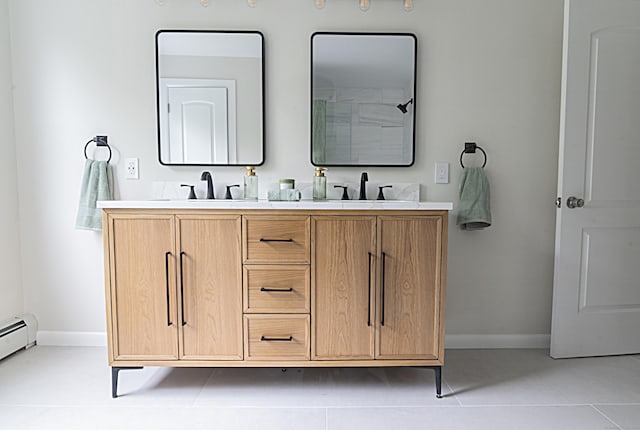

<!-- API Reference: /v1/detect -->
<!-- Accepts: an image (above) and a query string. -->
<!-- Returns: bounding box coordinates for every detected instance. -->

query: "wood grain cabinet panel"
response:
[244,315,310,360]
[107,215,178,361]
[312,216,376,360]
[244,265,310,313]
[177,215,243,360]
[376,216,442,360]
[243,216,310,264]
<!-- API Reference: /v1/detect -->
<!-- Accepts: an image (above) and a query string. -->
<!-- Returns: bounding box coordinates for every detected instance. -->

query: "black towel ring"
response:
[84,136,112,163]
[460,142,487,168]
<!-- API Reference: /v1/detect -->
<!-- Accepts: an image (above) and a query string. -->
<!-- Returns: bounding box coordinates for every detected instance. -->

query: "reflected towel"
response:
[75,160,113,231]
[456,167,491,230]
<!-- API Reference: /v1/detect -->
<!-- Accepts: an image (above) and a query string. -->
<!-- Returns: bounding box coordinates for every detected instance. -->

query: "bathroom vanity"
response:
[99,201,451,398]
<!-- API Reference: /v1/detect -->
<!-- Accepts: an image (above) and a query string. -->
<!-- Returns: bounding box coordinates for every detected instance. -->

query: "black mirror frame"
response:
[156,29,266,167]
[310,31,417,167]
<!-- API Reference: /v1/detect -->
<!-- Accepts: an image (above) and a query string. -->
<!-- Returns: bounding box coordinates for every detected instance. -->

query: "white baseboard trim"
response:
[35,331,550,349]
[37,331,107,347]
[445,334,550,349]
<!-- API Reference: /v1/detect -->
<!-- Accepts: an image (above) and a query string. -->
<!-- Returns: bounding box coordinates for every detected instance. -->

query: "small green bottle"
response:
[313,167,328,201]
[244,166,258,200]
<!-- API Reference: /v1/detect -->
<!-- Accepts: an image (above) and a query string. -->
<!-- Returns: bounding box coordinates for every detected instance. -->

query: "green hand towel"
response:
[456,167,491,230]
[75,160,113,231]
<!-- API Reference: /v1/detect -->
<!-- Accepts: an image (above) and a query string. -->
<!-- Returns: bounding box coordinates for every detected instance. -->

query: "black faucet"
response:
[334,185,350,200]
[225,184,240,200]
[181,184,197,200]
[200,171,215,199]
[359,172,369,200]
[377,185,393,200]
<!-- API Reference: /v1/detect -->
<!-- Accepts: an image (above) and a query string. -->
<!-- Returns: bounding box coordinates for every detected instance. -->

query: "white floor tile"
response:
[194,366,457,407]
[0,405,327,430]
[1,346,639,430]
[595,405,640,430]
[328,406,620,430]
[444,349,640,406]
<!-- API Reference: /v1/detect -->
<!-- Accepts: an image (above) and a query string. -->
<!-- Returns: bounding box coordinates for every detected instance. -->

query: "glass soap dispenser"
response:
[313,167,328,201]
[244,166,258,200]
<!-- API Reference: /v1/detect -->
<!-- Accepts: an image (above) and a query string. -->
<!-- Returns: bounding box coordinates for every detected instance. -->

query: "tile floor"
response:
[0,346,639,429]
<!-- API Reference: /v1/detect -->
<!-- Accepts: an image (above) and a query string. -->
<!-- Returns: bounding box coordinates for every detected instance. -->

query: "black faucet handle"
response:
[333,185,350,200]
[181,184,197,200]
[225,184,240,200]
[376,185,393,201]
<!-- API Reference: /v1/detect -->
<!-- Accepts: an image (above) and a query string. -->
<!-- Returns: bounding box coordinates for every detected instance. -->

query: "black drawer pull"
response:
[260,238,294,243]
[260,287,294,292]
[260,336,293,342]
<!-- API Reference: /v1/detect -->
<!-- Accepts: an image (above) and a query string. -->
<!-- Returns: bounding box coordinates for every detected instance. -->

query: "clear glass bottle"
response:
[313,167,328,201]
[244,166,258,200]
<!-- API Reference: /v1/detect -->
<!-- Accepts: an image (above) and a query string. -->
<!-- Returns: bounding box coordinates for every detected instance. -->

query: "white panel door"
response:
[551,0,640,358]
[168,87,228,164]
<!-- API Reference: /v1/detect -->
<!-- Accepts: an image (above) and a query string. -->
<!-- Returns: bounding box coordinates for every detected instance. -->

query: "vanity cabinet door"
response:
[106,214,178,361]
[177,215,243,360]
[312,216,376,360]
[376,216,443,360]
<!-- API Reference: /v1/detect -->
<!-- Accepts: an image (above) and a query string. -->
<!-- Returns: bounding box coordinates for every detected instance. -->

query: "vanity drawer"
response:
[243,216,310,264]
[244,265,310,313]
[244,315,310,360]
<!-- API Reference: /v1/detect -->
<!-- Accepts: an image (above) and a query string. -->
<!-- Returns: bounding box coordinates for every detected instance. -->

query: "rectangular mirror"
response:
[311,32,416,166]
[156,30,264,166]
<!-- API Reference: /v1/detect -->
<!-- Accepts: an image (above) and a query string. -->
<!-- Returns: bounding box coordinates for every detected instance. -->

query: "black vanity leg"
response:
[111,366,144,398]
[434,366,442,398]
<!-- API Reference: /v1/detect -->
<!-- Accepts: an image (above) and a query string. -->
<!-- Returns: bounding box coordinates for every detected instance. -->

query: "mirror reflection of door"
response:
[159,78,237,164]
[156,30,264,166]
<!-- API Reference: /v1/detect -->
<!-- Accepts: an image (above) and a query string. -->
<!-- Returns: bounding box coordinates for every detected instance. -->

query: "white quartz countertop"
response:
[97,200,453,211]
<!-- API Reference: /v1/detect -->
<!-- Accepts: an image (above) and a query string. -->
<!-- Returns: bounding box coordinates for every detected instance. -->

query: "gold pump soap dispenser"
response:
[244,166,258,201]
[313,167,328,201]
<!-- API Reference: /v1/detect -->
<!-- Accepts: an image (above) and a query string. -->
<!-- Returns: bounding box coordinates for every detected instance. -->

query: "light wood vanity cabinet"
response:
[312,215,445,361]
[103,209,447,398]
[104,213,243,363]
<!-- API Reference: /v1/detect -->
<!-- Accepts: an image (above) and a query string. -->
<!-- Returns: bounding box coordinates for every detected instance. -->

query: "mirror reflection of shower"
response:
[397,98,414,114]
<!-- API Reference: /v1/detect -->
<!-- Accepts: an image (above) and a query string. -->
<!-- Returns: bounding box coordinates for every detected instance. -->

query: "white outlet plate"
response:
[126,158,139,179]
[435,162,449,184]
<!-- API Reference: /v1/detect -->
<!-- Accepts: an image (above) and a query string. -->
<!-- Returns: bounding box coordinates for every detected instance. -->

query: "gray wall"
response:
[0,0,23,322]
[8,0,562,344]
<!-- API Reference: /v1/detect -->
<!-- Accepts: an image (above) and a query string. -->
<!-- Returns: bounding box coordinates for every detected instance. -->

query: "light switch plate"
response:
[435,162,449,184]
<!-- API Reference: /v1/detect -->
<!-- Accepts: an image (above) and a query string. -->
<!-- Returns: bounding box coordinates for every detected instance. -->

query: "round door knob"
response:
[566,196,585,209]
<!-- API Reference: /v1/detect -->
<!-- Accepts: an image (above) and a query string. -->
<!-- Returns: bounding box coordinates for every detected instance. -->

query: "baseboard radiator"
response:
[0,314,37,360]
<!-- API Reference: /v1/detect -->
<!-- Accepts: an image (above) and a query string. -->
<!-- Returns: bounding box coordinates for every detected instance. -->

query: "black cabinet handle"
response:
[260,336,293,342]
[367,252,373,327]
[260,287,294,292]
[381,252,386,327]
[259,238,294,243]
[179,251,186,327]
[165,252,172,327]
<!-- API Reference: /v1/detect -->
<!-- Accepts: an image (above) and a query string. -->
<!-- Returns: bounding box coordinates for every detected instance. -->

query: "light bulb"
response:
[201,0,209,6]
[403,0,413,11]
[359,0,370,11]
[315,0,326,9]
[247,0,257,7]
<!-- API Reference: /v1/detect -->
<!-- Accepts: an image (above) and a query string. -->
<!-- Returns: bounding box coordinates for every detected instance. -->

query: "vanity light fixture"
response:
[247,0,257,7]
[403,0,413,11]
[200,0,209,6]
[397,98,414,114]
[315,0,326,9]
[359,0,370,11]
